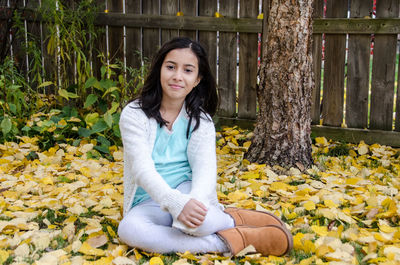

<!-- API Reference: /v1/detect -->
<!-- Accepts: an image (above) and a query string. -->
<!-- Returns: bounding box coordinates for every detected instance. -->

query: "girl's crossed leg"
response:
[118,181,234,253]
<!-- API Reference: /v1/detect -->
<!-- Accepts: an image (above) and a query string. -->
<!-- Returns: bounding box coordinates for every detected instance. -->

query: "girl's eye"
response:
[185,68,193,73]
[166,65,174,70]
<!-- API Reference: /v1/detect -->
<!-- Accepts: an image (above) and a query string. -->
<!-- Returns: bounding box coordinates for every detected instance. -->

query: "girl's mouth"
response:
[170,84,183,89]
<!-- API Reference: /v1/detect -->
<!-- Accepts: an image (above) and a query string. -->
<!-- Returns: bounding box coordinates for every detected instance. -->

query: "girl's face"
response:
[160,48,201,104]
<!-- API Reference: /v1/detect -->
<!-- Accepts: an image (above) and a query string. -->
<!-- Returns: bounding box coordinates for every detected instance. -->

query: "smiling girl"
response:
[117,37,293,255]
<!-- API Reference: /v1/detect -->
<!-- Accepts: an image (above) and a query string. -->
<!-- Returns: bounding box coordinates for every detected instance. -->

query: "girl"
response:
[118,37,293,256]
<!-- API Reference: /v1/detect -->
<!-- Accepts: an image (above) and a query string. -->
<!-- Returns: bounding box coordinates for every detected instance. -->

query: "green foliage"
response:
[327,142,350,157]
[40,0,100,95]
[0,0,149,154]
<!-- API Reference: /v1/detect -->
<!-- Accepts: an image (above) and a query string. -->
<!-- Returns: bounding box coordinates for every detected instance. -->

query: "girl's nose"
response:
[173,70,183,81]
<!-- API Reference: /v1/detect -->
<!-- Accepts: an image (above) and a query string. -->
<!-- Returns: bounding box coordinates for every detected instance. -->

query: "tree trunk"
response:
[245,0,314,170]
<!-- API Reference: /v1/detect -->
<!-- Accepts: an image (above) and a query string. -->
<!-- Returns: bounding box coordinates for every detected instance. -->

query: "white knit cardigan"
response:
[119,100,221,231]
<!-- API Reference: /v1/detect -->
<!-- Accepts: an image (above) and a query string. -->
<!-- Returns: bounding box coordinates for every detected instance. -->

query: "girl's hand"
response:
[177,199,208,228]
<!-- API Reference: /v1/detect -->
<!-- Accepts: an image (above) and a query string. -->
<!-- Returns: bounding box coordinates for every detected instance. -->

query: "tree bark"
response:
[245,0,314,169]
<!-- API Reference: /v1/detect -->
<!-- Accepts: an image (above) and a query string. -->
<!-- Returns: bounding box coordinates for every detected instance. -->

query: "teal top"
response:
[132,114,192,207]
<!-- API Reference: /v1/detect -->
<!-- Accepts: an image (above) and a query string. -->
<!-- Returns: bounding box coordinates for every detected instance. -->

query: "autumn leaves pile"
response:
[0,127,399,264]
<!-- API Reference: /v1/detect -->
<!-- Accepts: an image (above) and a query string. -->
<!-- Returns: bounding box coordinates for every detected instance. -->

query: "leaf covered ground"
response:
[0,127,400,265]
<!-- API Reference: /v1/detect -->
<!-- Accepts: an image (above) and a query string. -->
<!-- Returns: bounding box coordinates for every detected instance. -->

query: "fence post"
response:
[93,0,107,79]
[161,0,179,44]
[237,0,258,119]
[198,0,217,79]
[321,0,347,127]
[108,0,124,65]
[126,0,141,72]
[370,0,399,130]
[142,0,160,62]
[311,0,324,125]
[217,0,238,117]
[346,0,373,129]
[179,0,197,40]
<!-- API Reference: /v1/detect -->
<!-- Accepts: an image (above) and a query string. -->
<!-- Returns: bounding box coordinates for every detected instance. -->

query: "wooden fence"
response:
[2,0,400,146]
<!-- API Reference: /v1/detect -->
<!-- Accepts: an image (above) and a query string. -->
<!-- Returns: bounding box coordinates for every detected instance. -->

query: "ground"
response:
[0,126,399,265]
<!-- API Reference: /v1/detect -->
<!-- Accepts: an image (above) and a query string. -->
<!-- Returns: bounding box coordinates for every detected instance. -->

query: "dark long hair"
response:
[135,37,218,137]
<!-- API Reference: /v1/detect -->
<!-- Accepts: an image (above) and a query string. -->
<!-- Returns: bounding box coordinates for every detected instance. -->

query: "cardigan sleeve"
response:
[187,116,217,208]
[119,102,191,219]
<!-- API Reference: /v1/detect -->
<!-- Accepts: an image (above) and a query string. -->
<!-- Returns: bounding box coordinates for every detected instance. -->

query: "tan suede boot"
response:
[217,225,293,256]
[225,207,285,227]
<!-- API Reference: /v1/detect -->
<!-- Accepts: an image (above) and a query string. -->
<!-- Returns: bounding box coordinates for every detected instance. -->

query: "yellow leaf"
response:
[299,256,315,265]
[67,117,81,122]
[150,257,164,265]
[311,225,328,236]
[269,182,289,192]
[41,176,54,185]
[243,141,251,148]
[303,201,316,211]
[368,257,387,263]
[87,234,108,248]
[284,211,297,220]
[374,232,390,243]
[315,137,328,146]
[58,119,67,126]
[257,13,264,19]
[0,250,9,264]
[113,256,136,265]
[78,241,105,256]
[379,224,398,234]
[303,240,316,254]
[178,251,199,261]
[346,177,362,185]
[324,200,338,208]
[92,256,113,265]
[293,233,304,250]
[358,142,369,155]
[316,245,331,257]
[349,149,357,157]
[176,11,184,16]
[240,172,259,180]
[242,159,250,167]
[113,151,123,161]
[107,225,116,237]
[227,190,248,202]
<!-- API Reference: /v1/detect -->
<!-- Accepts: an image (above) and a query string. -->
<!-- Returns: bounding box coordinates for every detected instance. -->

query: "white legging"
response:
[118,181,234,253]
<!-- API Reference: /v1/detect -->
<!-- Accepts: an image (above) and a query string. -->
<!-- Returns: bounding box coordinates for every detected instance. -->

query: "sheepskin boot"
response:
[224,207,285,227]
[217,225,293,256]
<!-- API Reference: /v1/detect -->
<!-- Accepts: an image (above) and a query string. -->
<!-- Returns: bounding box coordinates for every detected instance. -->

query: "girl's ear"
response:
[196,76,202,86]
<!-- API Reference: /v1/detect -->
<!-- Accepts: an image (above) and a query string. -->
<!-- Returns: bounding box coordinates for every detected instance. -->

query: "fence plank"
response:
[126,0,141,70]
[108,0,124,65]
[25,0,42,88]
[142,0,159,62]
[179,0,197,40]
[370,0,399,130]
[11,1,28,79]
[237,0,258,119]
[161,0,179,43]
[63,1,77,87]
[311,0,324,124]
[40,1,57,90]
[321,0,347,127]
[93,0,106,79]
[217,0,238,117]
[198,0,217,79]
[396,55,400,131]
[346,0,373,128]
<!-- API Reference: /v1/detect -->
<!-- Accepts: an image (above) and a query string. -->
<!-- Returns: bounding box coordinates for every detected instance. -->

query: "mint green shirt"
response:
[132,114,192,207]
